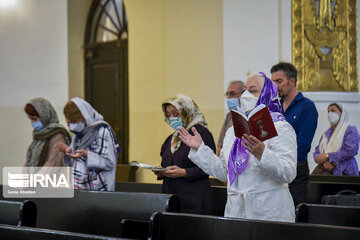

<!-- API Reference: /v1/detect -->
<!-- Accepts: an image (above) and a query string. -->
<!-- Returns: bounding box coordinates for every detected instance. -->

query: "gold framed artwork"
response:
[292,0,358,91]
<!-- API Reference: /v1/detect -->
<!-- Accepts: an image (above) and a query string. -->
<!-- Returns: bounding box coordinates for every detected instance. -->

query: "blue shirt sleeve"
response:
[297,101,318,161]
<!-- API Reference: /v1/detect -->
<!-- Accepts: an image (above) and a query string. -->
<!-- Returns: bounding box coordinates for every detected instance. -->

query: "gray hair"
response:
[247,73,265,89]
[227,80,245,91]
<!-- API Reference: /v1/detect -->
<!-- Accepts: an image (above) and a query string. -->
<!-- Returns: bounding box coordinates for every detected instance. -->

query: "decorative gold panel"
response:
[292,0,358,91]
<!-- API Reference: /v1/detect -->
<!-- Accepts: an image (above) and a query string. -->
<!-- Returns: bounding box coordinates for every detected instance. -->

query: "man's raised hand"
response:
[178,126,203,151]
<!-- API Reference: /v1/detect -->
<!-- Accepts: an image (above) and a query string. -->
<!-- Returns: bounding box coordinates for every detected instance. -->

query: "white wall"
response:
[0,0,68,182]
[223,0,360,172]
[223,0,279,84]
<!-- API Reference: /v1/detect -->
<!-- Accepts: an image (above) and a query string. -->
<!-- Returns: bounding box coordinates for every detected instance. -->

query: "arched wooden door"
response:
[84,0,128,163]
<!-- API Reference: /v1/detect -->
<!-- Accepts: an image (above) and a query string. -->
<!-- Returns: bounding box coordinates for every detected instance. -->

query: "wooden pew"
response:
[296,203,360,228]
[115,182,162,193]
[307,181,360,204]
[0,185,180,239]
[0,224,129,240]
[115,182,227,217]
[0,200,36,227]
[150,212,360,240]
[310,175,360,184]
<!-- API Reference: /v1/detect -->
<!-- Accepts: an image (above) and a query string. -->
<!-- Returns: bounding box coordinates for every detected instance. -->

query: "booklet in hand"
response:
[230,104,278,142]
[129,161,168,171]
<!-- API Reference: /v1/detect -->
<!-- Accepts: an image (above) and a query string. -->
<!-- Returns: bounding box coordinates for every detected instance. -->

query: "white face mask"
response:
[328,112,340,126]
[69,122,85,133]
[240,90,259,113]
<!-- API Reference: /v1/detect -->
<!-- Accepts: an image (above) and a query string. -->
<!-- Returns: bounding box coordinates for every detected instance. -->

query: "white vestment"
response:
[188,120,297,222]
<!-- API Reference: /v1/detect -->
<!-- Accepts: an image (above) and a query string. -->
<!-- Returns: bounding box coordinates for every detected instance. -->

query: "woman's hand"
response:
[58,142,71,153]
[153,169,165,178]
[241,134,265,160]
[316,153,328,164]
[177,126,203,151]
[323,161,334,170]
[162,165,187,178]
[66,149,88,159]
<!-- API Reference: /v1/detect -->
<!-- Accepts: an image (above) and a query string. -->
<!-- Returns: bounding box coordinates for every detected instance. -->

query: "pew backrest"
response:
[310,175,360,184]
[296,203,360,227]
[114,182,227,217]
[308,181,360,203]
[150,212,360,240]
[115,182,162,193]
[0,200,36,227]
[0,185,180,238]
[0,224,128,240]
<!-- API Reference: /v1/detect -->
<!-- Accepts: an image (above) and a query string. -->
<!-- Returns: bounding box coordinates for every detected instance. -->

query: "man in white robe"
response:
[178,73,297,222]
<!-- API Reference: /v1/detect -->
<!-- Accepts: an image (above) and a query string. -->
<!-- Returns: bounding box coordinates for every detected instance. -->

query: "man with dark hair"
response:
[217,80,244,156]
[271,62,318,206]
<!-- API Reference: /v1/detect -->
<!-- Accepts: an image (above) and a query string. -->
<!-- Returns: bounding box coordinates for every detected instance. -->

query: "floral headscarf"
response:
[162,94,207,153]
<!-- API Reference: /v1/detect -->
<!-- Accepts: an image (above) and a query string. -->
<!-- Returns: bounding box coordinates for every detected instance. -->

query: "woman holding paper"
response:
[154,94,216,214]
[178,73,297,222]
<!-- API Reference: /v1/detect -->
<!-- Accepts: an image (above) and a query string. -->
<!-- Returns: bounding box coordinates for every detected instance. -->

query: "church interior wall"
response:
[0,0,68,183]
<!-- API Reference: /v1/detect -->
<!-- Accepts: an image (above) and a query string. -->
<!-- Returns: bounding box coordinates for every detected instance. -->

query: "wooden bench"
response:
[308,181,360,204]
[0,185,180,239]
[310,175,360,184]
[0,224,129,240]
[115,182,227,216]
[150,212,360,240]
[0,200,36,227]
[296,203,360,228]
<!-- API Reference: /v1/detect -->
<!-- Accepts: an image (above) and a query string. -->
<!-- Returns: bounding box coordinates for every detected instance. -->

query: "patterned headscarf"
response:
[162,94,207,153]
[26,97,71,166]
[228,73,285,185]
[70,97,120,155]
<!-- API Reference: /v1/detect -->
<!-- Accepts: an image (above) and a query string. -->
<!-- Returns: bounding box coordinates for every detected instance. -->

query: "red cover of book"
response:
[230,105,278,142]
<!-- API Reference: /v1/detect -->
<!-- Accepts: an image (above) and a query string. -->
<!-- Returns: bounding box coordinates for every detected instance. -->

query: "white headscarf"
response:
[70,97,120,155]
[71,97,104,126]
[319,103,350,153]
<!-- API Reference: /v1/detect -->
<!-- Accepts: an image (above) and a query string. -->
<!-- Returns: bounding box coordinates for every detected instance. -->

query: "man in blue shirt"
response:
[271,62,318,206]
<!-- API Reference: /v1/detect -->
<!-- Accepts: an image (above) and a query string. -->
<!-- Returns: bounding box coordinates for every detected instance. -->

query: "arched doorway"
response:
[84,0,128,163]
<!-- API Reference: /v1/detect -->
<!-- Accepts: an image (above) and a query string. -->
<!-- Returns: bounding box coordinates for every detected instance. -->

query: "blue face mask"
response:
[169,117,183,131]
[32,120,44,131]
[226,98,240,110]
[69,122,85,133]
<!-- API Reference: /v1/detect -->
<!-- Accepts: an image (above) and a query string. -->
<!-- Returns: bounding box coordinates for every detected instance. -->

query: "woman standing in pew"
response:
[25,97,71,169]
[312,103,359,176]
[58,97,120,191]
[178,73,297,222]
[153,94,215,214]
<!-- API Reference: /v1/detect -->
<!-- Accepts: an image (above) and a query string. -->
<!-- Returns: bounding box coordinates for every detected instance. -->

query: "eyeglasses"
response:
[224,91,243,97]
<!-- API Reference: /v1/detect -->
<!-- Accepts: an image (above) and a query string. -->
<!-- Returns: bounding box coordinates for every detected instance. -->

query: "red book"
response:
[230,105,278,142]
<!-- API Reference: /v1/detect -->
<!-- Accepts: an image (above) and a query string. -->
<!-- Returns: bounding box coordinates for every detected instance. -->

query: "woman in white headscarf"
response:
[312,103,359,176]
[58,97,120,191]
[178,73,297,222]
